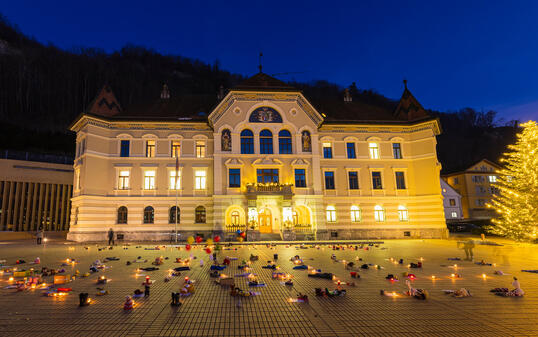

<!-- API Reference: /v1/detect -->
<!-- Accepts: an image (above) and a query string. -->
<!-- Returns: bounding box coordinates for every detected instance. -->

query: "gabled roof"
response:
[442,158,503,177]
[393,83,431,121]
[233,72,298,92]
[85,85,122,117]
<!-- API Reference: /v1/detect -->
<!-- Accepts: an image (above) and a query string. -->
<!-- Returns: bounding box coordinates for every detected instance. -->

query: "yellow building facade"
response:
[67,73,447,241]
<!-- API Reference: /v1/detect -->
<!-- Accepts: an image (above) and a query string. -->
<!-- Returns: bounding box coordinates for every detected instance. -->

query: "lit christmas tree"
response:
[488,121,538,241]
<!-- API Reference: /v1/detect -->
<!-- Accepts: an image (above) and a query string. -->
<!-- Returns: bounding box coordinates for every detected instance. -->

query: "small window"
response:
[374,205,385,222]
[144,171,156,190]
[117,206,128,224]
[118,170,130,190]
[146,140,155,158]
[449,199,456,206]
[229,169,240,188]
[260,129,273,154]
[240,129,254,154]
[369,142,379,159]
[326,205,336,222]
[169,206,180,224]
[350,205,361,222]
[372,171,383,190]
[324,171,335,190]
[398,205,409,221]
[395,172,406,190]
[451,211,458,218]
[453,177,459,184]
[323,143,332,159]
[392,143,402,159]
[195,206,206,223]
[120,140,130,157]
[171,141,181,158]
[403,231,411,237]
[346,143,356,159]
[144,206,154,224]
[348,171,359,190]
[278,130,292,154]
[195,170,207,190]
[488,175,497,183]
[295,169,306,188]
[196,141,206,158]
[169,170,181,190]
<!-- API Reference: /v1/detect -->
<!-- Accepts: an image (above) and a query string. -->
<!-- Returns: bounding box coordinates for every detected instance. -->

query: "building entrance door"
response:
[258,208,272,233]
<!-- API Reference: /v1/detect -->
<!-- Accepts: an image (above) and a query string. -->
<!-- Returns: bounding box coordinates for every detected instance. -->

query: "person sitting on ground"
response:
[492,277,524,297]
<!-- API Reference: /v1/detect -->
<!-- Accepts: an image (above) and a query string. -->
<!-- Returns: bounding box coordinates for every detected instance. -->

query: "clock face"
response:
[249,107,283,123]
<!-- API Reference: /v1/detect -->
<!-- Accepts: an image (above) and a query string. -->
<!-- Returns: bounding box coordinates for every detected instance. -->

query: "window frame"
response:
[143,206,154,224]
[240,129,254,154]
[294,168,307,188]
[260,129,274,154]
[392,143,402,159]
[374,205,385,222]
[322,142,333,159]
[395,171,406,190]
[346,142,356,159]
[196,140,206,158]
[171,140,181,158]
[398,205,409,221]
[195,206,206,223]
[348,171,359,190]
[194,170,207,190]
[117,206,128,224]
[256,168,279,184]
[278,129,293,154]
[368,142,380,159]
[169,206,180,224]
[145,139,156,158]
[143,170,156,190]
[228,168,241,188]
[371,171,383,190]
[350,205,361,222]
[326,205,337,223]
[324,171,335,190]
[169,169,182,190]
[118,169,130,190]
[120,139,130,157]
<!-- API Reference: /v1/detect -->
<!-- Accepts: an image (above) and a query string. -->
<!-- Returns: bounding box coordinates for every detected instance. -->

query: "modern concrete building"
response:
[440,179,463,221]
[0,151,73,232]
[67,73,447,241]
[443,159,502,220]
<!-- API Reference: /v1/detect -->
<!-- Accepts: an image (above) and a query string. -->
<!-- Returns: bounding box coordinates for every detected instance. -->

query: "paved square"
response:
[0,238,537,336]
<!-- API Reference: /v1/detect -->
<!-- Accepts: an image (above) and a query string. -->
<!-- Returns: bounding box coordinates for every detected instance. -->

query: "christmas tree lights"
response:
[487,121,538,241]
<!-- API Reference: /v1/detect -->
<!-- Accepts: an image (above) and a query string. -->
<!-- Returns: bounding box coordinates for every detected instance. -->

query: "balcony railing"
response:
[246,183,293,195]
[225,224,246,233]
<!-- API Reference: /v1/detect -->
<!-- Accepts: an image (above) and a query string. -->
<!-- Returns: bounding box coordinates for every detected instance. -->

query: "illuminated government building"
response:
[67,73,447,241]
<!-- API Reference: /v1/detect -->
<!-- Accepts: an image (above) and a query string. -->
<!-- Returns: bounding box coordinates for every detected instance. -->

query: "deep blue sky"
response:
[3,1,538,122]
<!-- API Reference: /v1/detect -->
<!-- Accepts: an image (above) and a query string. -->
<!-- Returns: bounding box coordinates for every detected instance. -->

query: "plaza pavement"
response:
[0,236,537,337]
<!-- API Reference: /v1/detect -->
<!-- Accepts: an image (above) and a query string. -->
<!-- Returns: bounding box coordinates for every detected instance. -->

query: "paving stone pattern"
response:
[0,238,538,336]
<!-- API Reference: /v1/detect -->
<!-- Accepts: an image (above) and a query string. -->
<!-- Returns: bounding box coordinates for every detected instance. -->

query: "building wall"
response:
[0,158,73,231]
[440,179,463,221]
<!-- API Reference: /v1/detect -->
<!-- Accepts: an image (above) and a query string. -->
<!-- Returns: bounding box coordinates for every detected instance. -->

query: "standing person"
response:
[463,240,475,261]
[36,226,44,245]
[108,228,115,246]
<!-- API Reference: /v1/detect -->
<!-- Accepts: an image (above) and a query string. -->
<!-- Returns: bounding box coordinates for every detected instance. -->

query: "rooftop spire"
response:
[403,78,408,90]
[258,52,263,73]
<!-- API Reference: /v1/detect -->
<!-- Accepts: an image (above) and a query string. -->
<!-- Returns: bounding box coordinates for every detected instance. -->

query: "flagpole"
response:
[175,155,179,243]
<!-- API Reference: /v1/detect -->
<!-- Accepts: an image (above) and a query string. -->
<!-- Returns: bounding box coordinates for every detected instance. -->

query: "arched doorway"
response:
[258,208,272,233]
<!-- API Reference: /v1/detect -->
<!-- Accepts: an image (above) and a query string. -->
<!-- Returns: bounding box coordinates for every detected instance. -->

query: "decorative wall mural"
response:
[248,107,283,123]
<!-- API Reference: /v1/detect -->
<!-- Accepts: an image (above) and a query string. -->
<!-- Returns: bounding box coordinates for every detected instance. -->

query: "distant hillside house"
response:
[440,179,463,221]
[442,159,502,220]
[67,73,447,241]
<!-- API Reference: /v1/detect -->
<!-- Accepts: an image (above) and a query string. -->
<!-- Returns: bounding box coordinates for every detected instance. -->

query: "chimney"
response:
[344,88,352,102]
[217,85,225,100]
[160,84,170,99]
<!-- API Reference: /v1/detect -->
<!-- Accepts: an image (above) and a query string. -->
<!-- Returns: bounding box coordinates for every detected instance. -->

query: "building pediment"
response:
[252,157,284,167]
[224,158,245,167]
[291,158,310,167]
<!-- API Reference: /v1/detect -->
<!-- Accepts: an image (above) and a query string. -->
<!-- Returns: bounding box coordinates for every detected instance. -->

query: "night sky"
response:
[3,1,538,122]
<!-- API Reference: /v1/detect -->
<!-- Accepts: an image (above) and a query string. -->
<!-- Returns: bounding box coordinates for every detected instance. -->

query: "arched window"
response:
[117,206,128,224]
[301,131,311,152]
[350,205,361,223]
[144,206,154,224]
[231,210,240,225]
[398,205,409,221]
[260,129,273,154]
[195,206,206,223]
[221,129,231,151]
[278,130,292,154]
[169,206,180,224]
[326,205,336,223]
[374,205,385,222]
[240,129,254,154]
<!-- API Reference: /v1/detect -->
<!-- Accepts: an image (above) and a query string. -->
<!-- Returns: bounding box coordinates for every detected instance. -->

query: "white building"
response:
[441,179,463,221]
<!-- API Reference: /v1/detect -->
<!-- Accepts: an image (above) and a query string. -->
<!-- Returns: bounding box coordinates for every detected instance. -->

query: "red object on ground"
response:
[205,247,212,254]
[185,244,191,251]
[124,296,134,310]
[195,236,203,243]
[57,288,72,292]
[350,272,357,278]
[240,232,246,238]
[214,236,221,243]
[223,258,230,265]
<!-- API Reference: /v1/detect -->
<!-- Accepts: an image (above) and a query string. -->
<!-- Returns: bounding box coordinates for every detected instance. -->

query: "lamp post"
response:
[174,156,179,244]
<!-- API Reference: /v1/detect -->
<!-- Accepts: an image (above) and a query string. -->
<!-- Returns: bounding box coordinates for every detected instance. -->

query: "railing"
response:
[0,149,74,165]
[225,224,247,233]
[246,183,293,195]
[294,224,314,233]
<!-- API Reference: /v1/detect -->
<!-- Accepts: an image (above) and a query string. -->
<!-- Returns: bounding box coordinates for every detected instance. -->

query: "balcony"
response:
[246,183,293,196]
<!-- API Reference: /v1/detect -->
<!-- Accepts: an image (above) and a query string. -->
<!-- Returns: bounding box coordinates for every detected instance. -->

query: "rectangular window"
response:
[120,140,130,157]
[393,143,402,159]
[256,169,279,183]
[488,175,497,183]
[169,170,181,190]
[229,169,240,188]
[453,177,459,184]
[372,171,383,189]
[395,172,406,189]
[295,169,306,188]
[144,170,155,190]
[369,143,379,159]
[449,199,456,206]
[196,141,206,158]
[146,140,155,158]
[324,171,335,190]
[451,211,458,218]
[195,170,207,189]
[118,170,130,190]
[323,143,332,159]
[346,143,356,159]
[171,141,181,158]
[348,171,359,190]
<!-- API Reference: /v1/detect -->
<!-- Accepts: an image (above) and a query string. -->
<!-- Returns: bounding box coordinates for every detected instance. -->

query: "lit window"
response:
[171,141,181,158]
[196,141,206,158]
[118,170,130,190]
[395,172,406,189]
[372,171,383,189]
[392,143,402,159]
[374,205,385,222]
[195,206,206,223]
[350,205,361,222]
[348,171,359,190]
[449,199,456,206]
[117,206,128,224]
[144,170,155,190]
[295,169,306,188]
[146,140,155,158]
[278,130,292,154]
[323,143,332,159]
[231,211,240,225]
[369,142,379,159]
[260,130,273,154]
[195,170,207,190]
[120,140,130,157]
[346,143,356,159]
[229,169,240,188]
[169,170,181,190]
[143,206,154,224]
[324,171,335,190]
[326,206,336,222]
[398,205,409,221]
[451,211,458,218]
[488,175,497,183]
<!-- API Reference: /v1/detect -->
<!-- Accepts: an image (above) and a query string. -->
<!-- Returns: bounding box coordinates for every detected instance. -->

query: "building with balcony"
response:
[67,73,447,241]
